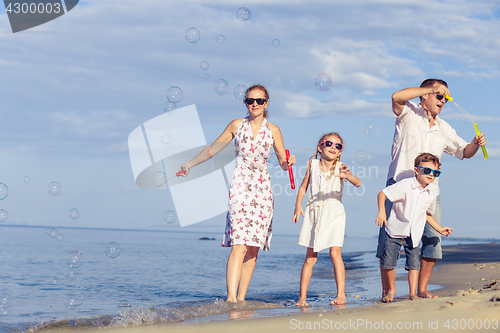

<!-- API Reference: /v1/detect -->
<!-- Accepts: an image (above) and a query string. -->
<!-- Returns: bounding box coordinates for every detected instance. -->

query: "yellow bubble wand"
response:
[445,95,488,159]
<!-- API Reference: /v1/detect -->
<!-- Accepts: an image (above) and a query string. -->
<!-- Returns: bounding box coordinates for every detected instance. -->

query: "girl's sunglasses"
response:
[416,166,441,177]
[245,98,268,105]
[320,140,344,150]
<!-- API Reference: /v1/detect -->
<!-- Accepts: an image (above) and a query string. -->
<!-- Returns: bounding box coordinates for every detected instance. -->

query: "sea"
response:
[0,225,488,332]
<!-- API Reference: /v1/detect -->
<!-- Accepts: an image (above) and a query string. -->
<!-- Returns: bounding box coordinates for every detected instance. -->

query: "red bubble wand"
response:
[285,149,295,190]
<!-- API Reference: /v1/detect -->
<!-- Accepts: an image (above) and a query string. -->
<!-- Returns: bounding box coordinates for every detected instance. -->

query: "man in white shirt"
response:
[376,79,487,299]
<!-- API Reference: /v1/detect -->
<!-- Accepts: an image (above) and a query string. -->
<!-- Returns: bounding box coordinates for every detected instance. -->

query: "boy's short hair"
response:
[414,152,441,168]
[420,78,448,88]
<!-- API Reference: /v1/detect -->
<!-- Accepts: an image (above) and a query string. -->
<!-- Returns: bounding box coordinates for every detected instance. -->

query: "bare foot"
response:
[418,290,438,298]
[330,296,346,305]
[381,292,394,303]
[296,299,308,307]
[226,298,238,304]
[409,295,420,300]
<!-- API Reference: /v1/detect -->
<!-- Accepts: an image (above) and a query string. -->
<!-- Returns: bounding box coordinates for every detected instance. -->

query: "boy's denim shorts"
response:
[380,231,420,271]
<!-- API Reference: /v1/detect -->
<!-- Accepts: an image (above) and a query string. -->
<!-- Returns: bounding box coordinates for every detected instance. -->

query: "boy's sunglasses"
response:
[320,140,344,150]
[435,94,448,103]
[245,98,268,105]
[416,166,441,177]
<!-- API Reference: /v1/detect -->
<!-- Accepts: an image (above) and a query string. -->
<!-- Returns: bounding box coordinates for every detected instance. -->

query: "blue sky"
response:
[0,0,499,239]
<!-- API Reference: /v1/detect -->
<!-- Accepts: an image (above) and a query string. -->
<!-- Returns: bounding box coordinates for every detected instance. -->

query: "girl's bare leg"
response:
[329,246,346,305]
[236,246,260,301]
[296,248,317,306]
[226,245,247,302]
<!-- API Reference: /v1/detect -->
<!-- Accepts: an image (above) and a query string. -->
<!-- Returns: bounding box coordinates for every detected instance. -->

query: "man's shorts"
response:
[421,195,442,259]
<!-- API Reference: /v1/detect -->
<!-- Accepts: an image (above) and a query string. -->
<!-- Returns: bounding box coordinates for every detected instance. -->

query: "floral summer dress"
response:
[222,117,274,251]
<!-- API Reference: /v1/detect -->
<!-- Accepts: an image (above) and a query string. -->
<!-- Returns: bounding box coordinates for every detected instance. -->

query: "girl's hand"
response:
[293,206,304,223]
[375,212,387,227]
[439,226,454,237]
[178,164,190,177]
[335,164,351,179]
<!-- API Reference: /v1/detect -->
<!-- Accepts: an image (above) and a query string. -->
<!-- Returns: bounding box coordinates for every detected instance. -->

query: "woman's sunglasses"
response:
[416,166,441,177]
[245,98,268,105]
[320,140,344,150]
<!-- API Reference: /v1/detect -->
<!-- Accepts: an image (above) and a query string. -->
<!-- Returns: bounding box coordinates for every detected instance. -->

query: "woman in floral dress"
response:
[180,85,295,302]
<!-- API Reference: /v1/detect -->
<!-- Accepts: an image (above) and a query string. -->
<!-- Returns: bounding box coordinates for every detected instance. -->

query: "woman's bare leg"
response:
[226,245,247,302]
[236,246,260,301]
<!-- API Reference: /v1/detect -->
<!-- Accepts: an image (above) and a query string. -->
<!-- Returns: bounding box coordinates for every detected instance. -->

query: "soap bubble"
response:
[234,84,247,100]
[69,208,80,220]
[56,234,64,242]
[0,209,8,223]
[50,276,59,286]
[244,180,258,194]
[267,152,280,167]
[362,121,377,138]
[204,74,210,80]
[200,61,209,70]
[65,268,78,281]
[163,210,177,224]
[167,86,183,103]
[0,183,8,200]
[185,27,200,43]
[163,101,176,113]
[400,135,417,153]
[152,171,167,187]
[272,39,280,47]
[66,250,84,268]
[216,35,225,45]
[203,37,207,42]
[65,294,82,310]
[160,134,172,144]
[47,228,58,239]
[315,73,332,91]
[23,176,30,183]
[237,7,252,21]
[214,79,229,96]
[47,182,62,196]
[353,150,370,166]
[0,293,12,310]
[418,118,428,133]
[118,300,132,308]
[105,242,121,258]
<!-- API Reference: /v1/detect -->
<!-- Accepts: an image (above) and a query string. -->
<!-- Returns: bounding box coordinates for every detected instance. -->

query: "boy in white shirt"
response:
[375,153,453,302]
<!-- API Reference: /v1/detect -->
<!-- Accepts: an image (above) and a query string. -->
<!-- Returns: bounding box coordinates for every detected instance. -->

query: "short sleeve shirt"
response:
[387,100,468,184]
[383,177,439,248]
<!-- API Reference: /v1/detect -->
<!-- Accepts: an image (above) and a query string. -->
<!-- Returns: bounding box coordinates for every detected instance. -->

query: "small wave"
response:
[32,300,284,331]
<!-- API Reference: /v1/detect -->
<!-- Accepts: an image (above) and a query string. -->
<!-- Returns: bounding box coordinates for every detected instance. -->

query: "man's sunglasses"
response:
[416,166,441,177]
[245,98,268,105]
[320,140,344,150]
[435,94,448,103]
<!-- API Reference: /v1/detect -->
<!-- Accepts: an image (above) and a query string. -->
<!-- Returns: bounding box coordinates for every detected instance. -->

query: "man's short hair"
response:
[414,152,441,168]
[420,78,448,88]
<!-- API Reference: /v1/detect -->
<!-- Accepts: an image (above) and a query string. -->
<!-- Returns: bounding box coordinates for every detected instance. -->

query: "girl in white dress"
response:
[293,133,361,306]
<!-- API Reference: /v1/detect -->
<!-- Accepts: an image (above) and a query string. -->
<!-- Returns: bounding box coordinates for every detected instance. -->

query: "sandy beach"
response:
[98,243,500,333]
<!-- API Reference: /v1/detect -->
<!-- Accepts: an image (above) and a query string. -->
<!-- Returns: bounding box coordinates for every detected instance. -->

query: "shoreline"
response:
[102,243,500,333]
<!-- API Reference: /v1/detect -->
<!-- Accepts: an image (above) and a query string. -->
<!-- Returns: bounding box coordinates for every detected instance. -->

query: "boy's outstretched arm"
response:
[426,212,454,236]
[375,191,387,227]
[292,160,311,223]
